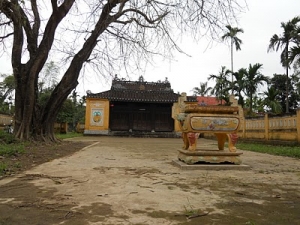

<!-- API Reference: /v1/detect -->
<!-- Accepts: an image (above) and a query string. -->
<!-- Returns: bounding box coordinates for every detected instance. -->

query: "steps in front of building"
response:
[108,131,180,138]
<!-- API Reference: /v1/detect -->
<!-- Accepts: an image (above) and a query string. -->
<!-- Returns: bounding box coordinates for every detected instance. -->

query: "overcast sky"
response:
[140,0,300,95]
[1,0,300,96]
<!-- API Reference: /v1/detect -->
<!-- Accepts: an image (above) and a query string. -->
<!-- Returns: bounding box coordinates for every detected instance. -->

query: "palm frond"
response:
[289,45,300,65]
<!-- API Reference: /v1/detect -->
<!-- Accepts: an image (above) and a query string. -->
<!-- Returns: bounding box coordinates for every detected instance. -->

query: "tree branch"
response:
[31,0,40,42]
[51,0,58,11]
[115,8,168,26]
[0,32,14,39]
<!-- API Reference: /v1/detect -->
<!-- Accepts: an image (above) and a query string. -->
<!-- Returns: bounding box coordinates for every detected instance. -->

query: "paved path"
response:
[1,136,300,224]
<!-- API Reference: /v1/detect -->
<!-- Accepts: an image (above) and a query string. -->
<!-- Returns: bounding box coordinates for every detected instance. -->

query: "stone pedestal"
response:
[178,149,243,165]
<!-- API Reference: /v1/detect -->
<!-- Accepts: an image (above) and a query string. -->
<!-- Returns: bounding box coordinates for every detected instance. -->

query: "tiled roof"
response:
[111,79,173,92]
[87,80,180,103]
[186,96,198,102]
[197,96,224,105]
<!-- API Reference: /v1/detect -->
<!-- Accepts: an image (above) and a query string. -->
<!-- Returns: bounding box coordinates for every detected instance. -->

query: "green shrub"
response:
[0,144,25,156]
[0,130,24,156]
[0,130,19,144]
[0,162,7,175]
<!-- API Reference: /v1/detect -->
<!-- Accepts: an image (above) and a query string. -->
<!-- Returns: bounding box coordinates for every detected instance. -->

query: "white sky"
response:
[140,0,300,95]
[0,0,300,96]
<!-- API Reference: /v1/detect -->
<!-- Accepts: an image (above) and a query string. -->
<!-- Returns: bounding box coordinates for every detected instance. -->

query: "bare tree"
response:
[0,0,244,141]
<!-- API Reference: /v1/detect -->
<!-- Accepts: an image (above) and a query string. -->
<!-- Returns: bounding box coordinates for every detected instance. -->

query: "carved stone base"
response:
[178,149,243,165]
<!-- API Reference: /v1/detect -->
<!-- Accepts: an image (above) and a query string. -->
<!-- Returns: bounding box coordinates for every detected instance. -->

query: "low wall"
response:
[0,114,13,130]
[54,123,68,134]
[238,111,300,143]
[79,109,300,143]
[201,110,300,144]
[76,123,85,133]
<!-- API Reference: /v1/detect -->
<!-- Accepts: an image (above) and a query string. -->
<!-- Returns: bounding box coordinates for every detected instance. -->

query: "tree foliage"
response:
[221,24,244,91]
[268,16,300,113]
[191,82,212,96]
[263,86,282,114]
[0,0,244,141]
[232,68,247,107]
[38,61,59,93]
[222,25,244,51]
[270,74,300,113]
[243,63,269,113]
[208,66,231,104]
[0,74,15,114]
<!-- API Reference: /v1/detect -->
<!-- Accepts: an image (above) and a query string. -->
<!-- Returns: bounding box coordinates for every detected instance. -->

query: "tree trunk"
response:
[285,65,289,114]
[249,93,253,114]
[285,45,289,114]
[231,38,234,94]
[13,0,118,141]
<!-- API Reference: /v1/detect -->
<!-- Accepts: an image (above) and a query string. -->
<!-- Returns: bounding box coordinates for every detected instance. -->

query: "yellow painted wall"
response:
[84,98,110,134]
[172,94,300,143]
[172,102,181,132]
[237,112,300,142]
[83,96,300,143]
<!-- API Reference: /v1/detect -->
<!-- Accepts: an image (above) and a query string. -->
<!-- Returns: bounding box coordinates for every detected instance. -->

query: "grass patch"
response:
[55,132,83,139]
[237,142,300,158]
[0,130,19,144]
[0,144,25,156]
[0,131,25,157]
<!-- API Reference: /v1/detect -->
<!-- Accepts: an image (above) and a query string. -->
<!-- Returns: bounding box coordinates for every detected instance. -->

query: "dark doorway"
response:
[109,102,174,132]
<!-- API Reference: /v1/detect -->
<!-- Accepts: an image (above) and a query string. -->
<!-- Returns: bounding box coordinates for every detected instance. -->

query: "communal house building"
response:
[84,76,196,136]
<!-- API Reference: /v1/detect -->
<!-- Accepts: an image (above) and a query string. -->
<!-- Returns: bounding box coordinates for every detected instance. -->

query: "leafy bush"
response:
[0,130,24,156]
[0,162,7,175]
[0,144,25,156]
[0,130,19,144]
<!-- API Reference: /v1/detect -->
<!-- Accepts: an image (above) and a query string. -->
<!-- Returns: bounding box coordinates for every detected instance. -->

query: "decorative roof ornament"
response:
[87,76,180,103]
[138,75,145,82]
[113,74,120,81]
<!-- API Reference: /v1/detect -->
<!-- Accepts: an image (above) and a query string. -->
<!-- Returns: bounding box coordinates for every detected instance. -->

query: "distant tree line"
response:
[192,16,300,116]
[0,62,86,130]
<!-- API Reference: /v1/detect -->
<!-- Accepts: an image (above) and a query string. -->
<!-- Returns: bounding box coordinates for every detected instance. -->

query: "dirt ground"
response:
[0,136,300,225]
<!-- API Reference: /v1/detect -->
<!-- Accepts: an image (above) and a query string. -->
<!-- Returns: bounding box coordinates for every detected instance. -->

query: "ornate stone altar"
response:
[173,93,243,165]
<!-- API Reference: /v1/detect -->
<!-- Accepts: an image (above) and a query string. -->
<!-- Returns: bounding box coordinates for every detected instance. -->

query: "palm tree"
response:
[191,82,212,96]
[244,63,269,113]
[289,45,300,66]
[268,16,300,113]
[221,25,244,93]
[288,20,300,65]
[208,66,231,105]
[232,68,247,107]
[263,86,282,114]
